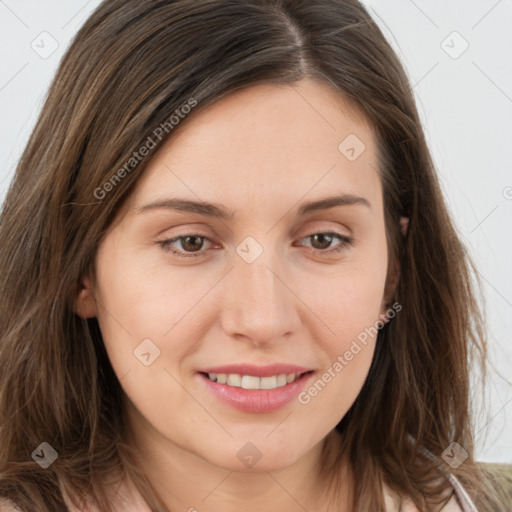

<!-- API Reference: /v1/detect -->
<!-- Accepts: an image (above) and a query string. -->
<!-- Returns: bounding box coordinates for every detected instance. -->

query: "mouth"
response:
[196,368,315,414]
[200,371,313,390]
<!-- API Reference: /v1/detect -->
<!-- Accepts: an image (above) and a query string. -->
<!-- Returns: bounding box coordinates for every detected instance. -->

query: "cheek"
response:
[296,295,382,433]
[299,251,388,347]
[93,243,208,344]
[92,252,202,426]
[294,252,387,419]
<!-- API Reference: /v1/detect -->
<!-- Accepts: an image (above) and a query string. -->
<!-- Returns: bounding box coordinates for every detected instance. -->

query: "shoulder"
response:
[110,475,151,512]
[401,495,465,511]
[0,474,150,512]
[438,494,467,511]
[383,485,468,512]
[0,498,22,512]
[64,474,151,512]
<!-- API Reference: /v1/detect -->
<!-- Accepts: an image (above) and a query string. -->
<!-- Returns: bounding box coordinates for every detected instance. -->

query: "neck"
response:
[123,404,350,512]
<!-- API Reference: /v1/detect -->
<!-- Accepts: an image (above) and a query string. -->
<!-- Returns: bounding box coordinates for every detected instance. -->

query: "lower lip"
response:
[198,372,314,413]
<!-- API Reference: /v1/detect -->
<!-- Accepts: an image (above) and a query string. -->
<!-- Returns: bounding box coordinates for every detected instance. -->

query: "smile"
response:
[197,369,315,413]
[205,372,302,390]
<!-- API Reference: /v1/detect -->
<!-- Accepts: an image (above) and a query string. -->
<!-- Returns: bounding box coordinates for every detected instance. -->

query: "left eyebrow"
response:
[297,194,371,215]
[135,193,371,219]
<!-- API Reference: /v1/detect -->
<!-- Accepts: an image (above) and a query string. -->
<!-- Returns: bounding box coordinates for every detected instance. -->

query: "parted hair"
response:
[0,1,504,511]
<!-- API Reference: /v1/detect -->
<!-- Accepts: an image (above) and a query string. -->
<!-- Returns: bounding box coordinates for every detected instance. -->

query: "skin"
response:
[75,78,398,511]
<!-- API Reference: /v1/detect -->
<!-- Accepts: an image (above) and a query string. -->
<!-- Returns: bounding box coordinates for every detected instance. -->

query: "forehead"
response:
[127,79,381,219]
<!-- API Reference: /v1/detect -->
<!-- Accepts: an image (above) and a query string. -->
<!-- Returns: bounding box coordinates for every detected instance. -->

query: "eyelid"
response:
[157,227,354,259]
[301,225,352,239]
[295,231,353,253]
[157,231,216,258]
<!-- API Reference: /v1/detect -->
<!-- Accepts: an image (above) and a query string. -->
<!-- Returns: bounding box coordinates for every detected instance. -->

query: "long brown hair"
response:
[0,0,502,510]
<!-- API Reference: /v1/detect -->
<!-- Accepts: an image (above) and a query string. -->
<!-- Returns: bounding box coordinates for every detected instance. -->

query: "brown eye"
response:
[158,233,213,258]
[298,232,353,255]
[179,235,205,252]
[310,233,335,250]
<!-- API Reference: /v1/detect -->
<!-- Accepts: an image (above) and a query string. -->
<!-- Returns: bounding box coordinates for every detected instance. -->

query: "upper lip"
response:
[198,363,313,378]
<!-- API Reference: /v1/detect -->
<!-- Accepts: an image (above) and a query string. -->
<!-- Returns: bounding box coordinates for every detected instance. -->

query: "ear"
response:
[73,276,98,319]
[379,259,399,320]
[378,216,408,322]
[399,216,409,236]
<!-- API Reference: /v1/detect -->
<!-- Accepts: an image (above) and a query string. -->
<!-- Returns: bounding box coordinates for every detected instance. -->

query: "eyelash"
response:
[157,231,353,259]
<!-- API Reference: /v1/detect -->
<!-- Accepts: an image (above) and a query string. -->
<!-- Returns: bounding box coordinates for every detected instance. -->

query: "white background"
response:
[1,0,511,463]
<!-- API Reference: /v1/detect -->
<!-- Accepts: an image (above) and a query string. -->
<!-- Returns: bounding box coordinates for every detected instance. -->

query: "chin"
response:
[203,440,307,473]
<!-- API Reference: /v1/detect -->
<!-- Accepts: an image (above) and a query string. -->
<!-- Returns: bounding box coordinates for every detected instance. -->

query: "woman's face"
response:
[84,78,392,472]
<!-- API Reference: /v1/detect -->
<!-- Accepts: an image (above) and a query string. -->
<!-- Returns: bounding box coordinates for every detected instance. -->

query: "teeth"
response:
[227,374,241,387]
[260,376,277,389]
[276,374,287,387]
[241,375,260,389]
[206,372,302,389]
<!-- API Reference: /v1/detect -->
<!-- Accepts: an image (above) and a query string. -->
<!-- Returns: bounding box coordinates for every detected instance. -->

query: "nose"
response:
[219,249,301,347]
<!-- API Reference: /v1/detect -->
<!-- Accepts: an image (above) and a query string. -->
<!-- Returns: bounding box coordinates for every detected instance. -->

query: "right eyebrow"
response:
[136,198,235,220]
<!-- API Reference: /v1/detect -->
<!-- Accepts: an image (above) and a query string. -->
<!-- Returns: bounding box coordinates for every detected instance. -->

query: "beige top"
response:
[0,471,477,511]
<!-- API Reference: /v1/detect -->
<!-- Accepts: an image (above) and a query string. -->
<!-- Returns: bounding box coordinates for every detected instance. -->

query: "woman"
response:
[0,0,506,510]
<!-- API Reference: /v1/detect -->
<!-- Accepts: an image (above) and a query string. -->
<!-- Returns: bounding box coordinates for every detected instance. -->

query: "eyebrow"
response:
[136,194,370,219]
